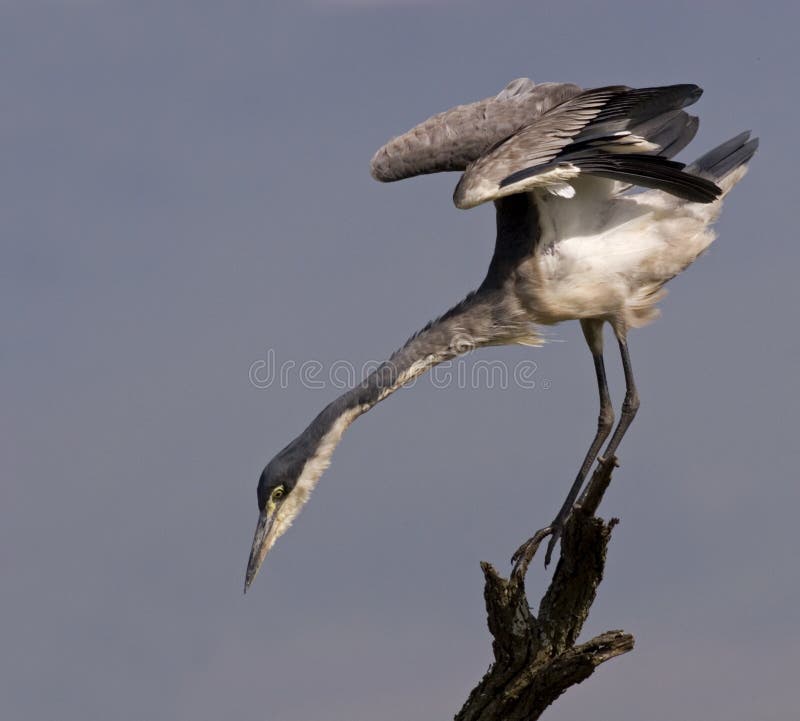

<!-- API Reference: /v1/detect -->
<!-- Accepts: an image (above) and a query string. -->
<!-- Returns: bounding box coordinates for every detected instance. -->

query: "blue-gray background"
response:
[3,2,797,720]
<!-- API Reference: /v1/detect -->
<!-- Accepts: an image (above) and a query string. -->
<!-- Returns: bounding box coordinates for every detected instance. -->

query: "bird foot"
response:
[511,525,554,579]
[511,510,574,577]
[544,520,565,566]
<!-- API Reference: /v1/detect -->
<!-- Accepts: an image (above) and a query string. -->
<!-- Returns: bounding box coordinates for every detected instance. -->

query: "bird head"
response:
[243,449,305,592]
[243,403,362,593]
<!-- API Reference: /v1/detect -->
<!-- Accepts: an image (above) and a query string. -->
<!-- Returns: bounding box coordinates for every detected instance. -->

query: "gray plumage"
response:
[374,81,719,208]
[245,78,758,591]
[370,78,581,181]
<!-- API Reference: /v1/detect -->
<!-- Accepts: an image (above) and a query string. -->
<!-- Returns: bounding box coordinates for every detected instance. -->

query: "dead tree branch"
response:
[455,456,634,721]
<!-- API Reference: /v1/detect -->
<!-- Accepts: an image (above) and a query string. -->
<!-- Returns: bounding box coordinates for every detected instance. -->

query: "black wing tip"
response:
[647,83,703,104]
[681,83,703,102]
[576,154,722,202]
[500,156,721,203]
[684,177,722,203]
[659,168,721,203]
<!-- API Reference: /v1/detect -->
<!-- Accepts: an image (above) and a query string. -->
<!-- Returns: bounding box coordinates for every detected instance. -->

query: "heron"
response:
[245,78,757,591]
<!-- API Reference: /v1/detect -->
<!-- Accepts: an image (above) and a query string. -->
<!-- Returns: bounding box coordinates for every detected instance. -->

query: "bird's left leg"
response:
[513,319,614,569]
[538,329,639,566]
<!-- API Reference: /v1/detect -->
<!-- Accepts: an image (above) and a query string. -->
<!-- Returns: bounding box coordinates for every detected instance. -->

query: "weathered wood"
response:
[455,456,633,721]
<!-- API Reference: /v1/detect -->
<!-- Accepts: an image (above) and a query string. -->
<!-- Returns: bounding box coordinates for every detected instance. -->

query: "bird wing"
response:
[369,78,582,182]
[453,84,718,209]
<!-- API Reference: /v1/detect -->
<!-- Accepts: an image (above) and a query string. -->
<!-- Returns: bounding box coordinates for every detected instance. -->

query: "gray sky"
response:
[2,1,798,720]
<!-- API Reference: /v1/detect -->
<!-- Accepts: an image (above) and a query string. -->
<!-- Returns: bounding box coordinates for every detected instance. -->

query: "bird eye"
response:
[271,486,285,501]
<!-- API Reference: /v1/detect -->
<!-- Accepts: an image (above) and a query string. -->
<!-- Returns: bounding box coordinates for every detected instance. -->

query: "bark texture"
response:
[455,456,634,721]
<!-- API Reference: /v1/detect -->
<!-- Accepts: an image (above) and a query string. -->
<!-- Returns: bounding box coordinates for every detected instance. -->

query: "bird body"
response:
[517,172,730,329]
[245,78,757,591]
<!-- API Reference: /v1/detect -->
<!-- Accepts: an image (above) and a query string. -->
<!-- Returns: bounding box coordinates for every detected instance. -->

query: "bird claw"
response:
[511,525,554,573]
[512,512,571,574]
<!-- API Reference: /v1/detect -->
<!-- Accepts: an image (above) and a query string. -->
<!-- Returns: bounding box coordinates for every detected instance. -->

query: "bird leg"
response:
[596,334,640,468]
[513,321,614,569]
[542,351,615,565]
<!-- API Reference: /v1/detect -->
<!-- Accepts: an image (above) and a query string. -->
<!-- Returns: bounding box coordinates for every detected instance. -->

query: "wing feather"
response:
[453,84,718,208]
[370,79,582,182]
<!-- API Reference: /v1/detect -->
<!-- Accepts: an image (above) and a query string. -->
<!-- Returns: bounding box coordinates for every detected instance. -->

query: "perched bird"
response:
[245,78,757,591]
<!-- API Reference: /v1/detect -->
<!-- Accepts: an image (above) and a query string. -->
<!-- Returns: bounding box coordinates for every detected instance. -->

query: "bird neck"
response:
[288,286,538,493]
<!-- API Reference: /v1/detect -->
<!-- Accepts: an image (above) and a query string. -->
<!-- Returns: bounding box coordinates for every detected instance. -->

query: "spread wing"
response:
[454,84,719,208]
[369,78,582,182]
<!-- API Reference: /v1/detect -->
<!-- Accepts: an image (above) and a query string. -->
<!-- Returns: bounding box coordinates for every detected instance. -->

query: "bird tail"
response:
[685,131,759,183]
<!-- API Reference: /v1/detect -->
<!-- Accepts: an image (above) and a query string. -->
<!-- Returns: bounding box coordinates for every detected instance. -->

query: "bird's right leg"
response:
[595,329,640,466]
[512,319,614,569]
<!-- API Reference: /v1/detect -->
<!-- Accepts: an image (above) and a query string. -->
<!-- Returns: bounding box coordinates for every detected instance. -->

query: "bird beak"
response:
[244,508,278,593]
